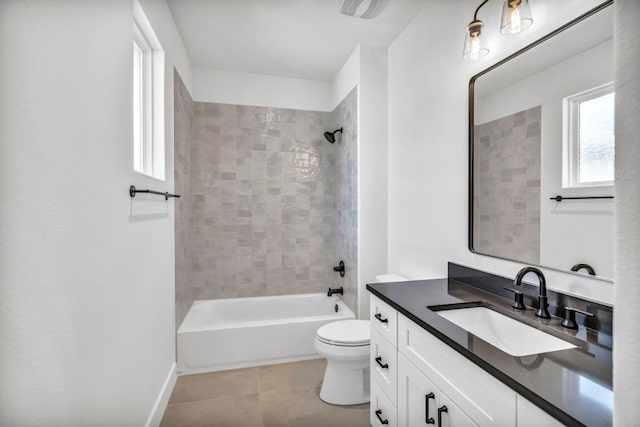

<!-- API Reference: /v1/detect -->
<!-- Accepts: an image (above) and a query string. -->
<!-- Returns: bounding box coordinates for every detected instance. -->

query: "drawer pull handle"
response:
[375,313,388,323]
[438,405,448,426]
[375,409,389,425]
[425,392,435,424]
[375,356,389,369]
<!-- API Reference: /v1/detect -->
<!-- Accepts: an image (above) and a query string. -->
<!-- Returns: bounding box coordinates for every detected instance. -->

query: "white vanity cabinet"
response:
[369,294,566,427]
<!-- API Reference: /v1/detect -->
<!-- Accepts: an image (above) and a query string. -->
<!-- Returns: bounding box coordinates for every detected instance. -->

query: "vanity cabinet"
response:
[370,294,565,427]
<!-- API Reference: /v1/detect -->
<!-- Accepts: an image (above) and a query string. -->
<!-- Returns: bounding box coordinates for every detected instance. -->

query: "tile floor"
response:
[160,358,370,427]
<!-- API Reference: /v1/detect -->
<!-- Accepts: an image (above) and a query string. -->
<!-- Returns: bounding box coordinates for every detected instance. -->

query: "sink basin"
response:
[434,306,577,357]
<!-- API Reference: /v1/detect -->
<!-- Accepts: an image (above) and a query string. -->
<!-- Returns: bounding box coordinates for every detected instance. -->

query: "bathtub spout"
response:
[328,287,343,297]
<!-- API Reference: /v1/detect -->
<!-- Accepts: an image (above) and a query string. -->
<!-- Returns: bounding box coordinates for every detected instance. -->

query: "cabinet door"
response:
[398,315,516,426]
[439,391,478,427]
[398,353,440,427]
[516,395,565,427]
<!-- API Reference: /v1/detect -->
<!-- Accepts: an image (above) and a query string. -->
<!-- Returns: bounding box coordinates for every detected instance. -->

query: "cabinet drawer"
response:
[398,314,516,426]
[371,328,398,404]
[371,378,397,427]
[370,294,398,346]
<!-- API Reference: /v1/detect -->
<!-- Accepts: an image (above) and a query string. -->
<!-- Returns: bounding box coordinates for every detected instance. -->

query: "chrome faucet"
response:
[514,266,551,319]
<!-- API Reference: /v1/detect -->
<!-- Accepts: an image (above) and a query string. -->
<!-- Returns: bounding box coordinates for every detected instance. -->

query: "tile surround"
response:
[473,106,541,263]
[330,88,358,312]
[174,80,359,318]
[174,71,195,330]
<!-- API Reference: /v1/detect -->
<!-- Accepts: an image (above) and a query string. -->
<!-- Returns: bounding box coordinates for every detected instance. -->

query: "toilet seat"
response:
[316,319,370,347]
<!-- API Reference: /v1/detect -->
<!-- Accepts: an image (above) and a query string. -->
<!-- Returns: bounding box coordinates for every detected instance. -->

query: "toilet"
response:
[315,319,371,405]
[315,274,407,405]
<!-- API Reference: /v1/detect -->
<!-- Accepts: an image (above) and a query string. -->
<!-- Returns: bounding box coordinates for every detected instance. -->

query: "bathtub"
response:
[177,293,355,374]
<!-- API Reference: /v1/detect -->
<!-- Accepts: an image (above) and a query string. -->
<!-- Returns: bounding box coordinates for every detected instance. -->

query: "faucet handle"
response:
[503,287,526,310]
[561,306,596,330]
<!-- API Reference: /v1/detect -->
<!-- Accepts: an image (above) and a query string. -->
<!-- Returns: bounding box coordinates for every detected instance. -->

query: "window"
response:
[133,2,164,179]
[563,83,615,188]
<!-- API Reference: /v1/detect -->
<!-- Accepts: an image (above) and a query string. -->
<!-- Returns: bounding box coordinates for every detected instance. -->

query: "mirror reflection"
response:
[470,4,614,280]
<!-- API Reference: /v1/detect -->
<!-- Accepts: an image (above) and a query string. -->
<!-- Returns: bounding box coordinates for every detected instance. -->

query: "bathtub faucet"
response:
[327,287,343,297]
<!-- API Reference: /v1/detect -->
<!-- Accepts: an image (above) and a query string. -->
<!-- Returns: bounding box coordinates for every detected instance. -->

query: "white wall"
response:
[0,0,191,425]
[613,0,640,423]
[332,46,361,110]
[476,40,614,278]
[193,67,332,111]
[357,47,388,319]
[387,0,614,305]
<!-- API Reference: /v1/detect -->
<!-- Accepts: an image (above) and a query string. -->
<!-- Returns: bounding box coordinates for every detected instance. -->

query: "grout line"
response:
[256,365,263,394]
[166,394,253,408]
[168,367,261,407]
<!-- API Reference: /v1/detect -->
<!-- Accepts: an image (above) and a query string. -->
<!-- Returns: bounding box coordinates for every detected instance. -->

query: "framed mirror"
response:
[469,1,614,280]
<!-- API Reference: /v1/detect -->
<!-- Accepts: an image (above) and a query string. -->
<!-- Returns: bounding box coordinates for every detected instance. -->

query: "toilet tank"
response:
[375,274,407,283]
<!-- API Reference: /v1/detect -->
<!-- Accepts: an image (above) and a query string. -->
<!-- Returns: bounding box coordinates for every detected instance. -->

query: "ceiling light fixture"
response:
[463,0,534,60]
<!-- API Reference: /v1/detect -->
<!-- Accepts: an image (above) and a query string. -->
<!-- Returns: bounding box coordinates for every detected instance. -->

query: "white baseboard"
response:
[145,362,177,427]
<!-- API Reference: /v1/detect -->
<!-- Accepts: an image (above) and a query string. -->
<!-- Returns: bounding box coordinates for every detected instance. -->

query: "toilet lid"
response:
[317,320,370,346]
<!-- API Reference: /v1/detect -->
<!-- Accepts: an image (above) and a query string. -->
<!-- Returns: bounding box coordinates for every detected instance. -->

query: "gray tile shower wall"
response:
[473,106,541,263]
[174,70,195,330]
[330,88,358,312]
[174,84,359,315]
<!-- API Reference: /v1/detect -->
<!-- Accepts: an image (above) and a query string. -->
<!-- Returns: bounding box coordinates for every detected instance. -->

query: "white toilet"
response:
[315,319,371,405]
[315,274,407,405]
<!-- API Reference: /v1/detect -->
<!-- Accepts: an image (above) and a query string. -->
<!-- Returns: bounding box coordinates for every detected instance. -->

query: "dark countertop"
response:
[367,278,612,427]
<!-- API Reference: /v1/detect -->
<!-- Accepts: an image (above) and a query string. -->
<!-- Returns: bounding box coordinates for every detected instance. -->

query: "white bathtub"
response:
[177,293,355,374]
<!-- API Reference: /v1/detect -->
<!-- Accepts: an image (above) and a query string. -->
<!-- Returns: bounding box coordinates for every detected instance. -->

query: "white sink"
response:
[435,306,577,357]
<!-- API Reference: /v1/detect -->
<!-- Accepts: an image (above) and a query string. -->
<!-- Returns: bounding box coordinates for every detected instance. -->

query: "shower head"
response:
[324,128,343,144]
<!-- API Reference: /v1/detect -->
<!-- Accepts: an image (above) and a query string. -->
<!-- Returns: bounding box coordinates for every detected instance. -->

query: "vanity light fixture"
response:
[463,0,490,60]
[463,0,534,60]
[500,0,533,35]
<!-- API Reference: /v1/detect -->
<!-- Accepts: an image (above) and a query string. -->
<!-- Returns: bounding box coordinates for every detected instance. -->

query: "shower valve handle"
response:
[333,260,345,277]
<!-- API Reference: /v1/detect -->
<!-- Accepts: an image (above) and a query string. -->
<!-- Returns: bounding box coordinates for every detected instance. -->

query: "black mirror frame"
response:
[467,0,613,279]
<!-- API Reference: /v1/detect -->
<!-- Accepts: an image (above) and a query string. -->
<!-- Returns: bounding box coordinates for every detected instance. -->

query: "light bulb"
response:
[501,0,533,35]
[507,7,521,33]
[470,36,481,57]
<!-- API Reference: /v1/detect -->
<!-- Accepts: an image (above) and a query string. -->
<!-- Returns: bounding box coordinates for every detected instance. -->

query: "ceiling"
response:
[166,0,426,81]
